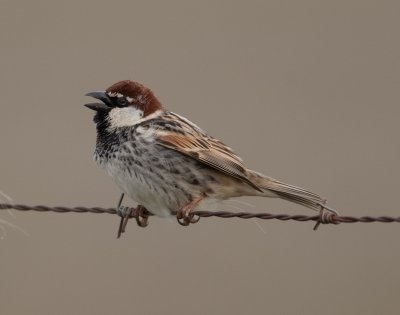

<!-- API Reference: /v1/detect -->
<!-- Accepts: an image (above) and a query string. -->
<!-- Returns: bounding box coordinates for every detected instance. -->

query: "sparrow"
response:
[85,80,336,235]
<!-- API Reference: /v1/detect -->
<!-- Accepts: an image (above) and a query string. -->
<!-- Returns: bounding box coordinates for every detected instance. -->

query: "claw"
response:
[135,205,149,228]
[176,196,203,226]
[177,213,200,226]
[116,193,150,238]
[189,215,200,224]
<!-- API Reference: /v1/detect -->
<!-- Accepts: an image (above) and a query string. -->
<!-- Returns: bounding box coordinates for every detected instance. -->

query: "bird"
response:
[85,80,336,236]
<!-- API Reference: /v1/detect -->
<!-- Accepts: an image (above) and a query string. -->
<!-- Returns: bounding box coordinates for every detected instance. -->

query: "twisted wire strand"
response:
[1,203,400,225]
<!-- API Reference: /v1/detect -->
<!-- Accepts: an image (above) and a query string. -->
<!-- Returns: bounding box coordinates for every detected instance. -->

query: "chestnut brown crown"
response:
[106,80,162,116]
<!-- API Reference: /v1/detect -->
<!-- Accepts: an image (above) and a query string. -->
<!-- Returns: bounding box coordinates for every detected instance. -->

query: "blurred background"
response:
[1,1,399,314]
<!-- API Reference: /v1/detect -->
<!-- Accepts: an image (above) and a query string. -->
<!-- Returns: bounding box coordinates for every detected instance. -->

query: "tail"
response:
[248,170,326,211]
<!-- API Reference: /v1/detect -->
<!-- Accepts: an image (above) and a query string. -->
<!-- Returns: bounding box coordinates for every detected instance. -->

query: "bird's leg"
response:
[176,196,203,226]
[116,193,150,238]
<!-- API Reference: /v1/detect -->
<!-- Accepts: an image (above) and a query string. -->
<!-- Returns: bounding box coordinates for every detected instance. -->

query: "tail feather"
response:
[248,171,326,211]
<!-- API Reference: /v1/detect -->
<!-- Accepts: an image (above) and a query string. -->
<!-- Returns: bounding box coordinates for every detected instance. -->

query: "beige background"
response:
[1,1,399,314]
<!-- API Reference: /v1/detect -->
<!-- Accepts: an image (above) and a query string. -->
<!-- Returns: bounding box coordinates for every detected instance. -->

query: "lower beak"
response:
[84,103,111,112]
[84,91,113,112]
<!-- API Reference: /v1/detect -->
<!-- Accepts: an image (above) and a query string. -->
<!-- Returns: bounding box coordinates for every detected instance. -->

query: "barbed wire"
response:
[1,203,400,226]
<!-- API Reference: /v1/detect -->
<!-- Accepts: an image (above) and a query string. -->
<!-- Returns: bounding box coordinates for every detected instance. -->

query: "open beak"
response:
[84,91,113,112]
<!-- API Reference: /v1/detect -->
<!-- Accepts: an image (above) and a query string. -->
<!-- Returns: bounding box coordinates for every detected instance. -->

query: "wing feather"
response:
[154,113,262,192]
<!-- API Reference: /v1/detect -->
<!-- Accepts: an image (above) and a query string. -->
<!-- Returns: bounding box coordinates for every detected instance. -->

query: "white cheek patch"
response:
[107,107,144,129]
[107,92,124,98]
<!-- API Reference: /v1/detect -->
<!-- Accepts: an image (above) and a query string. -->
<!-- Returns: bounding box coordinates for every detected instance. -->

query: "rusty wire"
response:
[1,203,400,227]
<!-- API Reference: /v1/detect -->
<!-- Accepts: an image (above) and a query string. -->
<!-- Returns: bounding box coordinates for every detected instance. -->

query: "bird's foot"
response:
[117,205,149,238]
[176,197,202,226]
[133,205,150,228]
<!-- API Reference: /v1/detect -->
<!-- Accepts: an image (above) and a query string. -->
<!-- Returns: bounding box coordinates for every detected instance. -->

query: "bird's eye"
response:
[117,97,127,107]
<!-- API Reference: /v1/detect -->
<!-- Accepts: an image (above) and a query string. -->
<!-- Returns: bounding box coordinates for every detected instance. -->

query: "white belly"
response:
[103,161,179,217]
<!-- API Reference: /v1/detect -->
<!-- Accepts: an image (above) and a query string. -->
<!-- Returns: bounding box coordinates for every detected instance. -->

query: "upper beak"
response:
[84,91,113,112]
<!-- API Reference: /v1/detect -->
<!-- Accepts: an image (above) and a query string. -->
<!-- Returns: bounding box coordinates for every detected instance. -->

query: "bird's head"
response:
[85,80,163,128]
